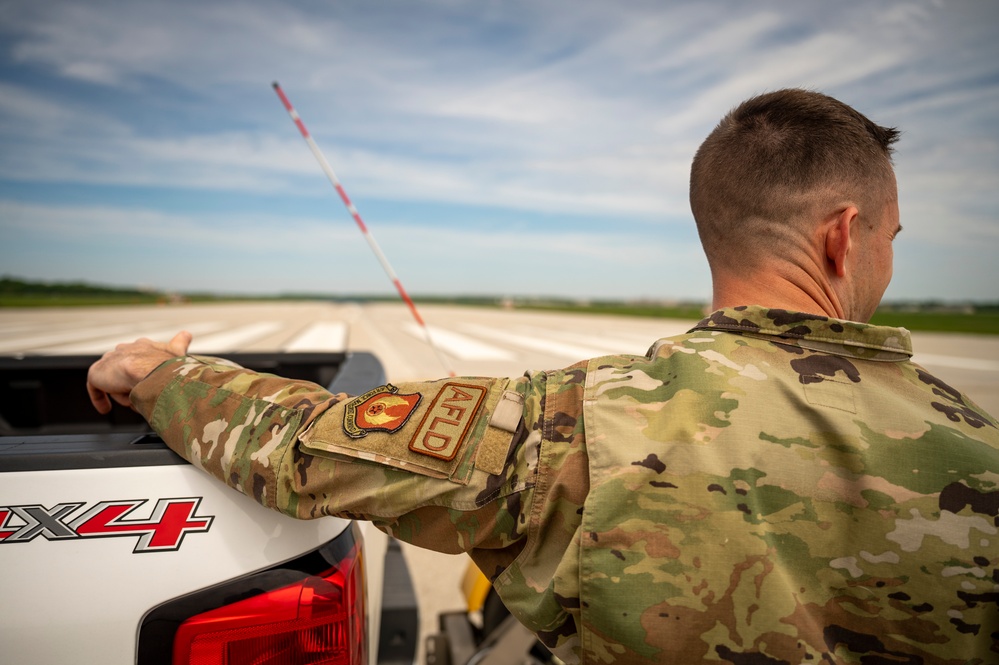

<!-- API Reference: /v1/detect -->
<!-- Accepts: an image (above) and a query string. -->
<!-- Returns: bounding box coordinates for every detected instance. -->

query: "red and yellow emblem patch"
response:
[343,384,422,439]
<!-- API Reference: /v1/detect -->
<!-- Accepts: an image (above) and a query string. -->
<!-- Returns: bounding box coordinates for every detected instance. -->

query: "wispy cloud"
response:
[0,0,996,299]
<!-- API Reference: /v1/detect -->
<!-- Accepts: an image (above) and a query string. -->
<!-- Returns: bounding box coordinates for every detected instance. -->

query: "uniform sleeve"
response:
[130,355,546,556]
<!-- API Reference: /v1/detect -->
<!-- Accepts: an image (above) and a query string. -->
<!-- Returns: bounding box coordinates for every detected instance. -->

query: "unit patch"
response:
[343,384,422,439]
[409,382,487,461]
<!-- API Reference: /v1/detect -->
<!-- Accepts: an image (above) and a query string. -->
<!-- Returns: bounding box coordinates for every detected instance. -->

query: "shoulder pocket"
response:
[301,379,523,485]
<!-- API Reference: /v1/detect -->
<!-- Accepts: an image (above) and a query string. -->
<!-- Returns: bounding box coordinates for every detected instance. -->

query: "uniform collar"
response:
[685,305,913,361]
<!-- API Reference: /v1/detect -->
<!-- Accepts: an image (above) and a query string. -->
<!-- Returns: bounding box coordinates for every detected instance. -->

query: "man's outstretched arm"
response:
[86,334,545,556]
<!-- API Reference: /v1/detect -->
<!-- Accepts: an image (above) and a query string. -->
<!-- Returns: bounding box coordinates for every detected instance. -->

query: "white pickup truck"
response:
[0,351,419,665]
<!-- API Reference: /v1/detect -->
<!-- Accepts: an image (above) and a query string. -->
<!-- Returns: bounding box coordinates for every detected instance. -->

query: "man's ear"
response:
[825,206,857,278]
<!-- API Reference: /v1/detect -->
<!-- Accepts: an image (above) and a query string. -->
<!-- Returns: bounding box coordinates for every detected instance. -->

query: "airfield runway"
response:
[3,300,998,657]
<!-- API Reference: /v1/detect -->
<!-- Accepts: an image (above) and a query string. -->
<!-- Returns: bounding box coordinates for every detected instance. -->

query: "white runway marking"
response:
[514,326,654,356]
[459,323,610,361]
[284,322,349,352]
[0,322,71,337]
[402,323,515,361]
[188,321,285,353]
[913,353,999,372]
[43,322,225,354]
[0,323,148,353]
[402,322,517,360]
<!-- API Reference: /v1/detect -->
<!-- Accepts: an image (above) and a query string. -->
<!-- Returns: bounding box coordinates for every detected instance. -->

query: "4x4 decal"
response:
[0,498,214,553]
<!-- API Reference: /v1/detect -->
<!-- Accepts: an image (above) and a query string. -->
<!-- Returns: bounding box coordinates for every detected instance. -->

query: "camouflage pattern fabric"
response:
[131,306,999,664]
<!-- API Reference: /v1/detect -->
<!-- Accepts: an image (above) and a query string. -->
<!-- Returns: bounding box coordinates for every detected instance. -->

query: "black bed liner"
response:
[0,351,384,471]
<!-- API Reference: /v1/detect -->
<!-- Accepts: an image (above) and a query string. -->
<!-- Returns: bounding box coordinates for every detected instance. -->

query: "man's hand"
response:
[86,331,193,414]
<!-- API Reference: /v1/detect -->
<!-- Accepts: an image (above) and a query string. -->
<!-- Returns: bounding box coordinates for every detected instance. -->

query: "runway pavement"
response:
[3,300,996,409]
[3,300,998,659]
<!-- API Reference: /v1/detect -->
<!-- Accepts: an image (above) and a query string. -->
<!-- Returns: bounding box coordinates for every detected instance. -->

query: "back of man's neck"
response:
[711,279,846,321]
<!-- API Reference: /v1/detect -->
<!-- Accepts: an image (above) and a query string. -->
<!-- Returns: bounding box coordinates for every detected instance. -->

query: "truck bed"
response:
[0,351,384,469]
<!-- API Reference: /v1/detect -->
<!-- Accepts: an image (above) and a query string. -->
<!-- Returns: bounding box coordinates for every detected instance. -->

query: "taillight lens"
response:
[172,543,366,665]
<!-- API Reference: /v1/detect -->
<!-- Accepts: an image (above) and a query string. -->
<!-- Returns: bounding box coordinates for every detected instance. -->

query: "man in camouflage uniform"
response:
[88,89,999,664]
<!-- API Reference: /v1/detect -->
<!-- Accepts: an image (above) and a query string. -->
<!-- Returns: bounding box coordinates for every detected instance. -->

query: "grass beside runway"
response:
[868,310,999,335]
[3,275,998,335]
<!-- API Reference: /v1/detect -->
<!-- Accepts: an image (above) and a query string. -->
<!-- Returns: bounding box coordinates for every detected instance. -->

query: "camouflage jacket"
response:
[132,306,999,664]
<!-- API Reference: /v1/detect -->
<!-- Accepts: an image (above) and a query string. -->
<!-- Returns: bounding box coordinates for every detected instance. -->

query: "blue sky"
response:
[0,0,997,302]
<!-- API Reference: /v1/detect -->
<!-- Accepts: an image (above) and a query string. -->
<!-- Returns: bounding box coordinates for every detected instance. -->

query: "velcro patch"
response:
[489,390,524,432]
[343,384,422,438]
[409,383,487,461]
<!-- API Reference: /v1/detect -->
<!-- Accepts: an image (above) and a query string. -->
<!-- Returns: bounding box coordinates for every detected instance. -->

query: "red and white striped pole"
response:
[272,82,456,377]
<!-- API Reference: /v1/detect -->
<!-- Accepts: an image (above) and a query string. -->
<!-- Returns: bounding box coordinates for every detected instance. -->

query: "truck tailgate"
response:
[1,463,354,663]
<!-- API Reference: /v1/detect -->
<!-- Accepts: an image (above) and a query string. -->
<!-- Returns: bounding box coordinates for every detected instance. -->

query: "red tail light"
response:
[172,543,366,665]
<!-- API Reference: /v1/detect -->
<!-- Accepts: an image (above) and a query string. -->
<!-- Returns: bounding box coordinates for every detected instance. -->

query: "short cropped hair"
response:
[690,89,899,266]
